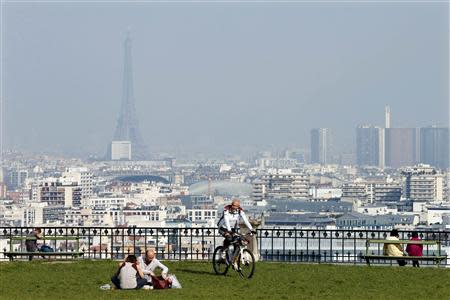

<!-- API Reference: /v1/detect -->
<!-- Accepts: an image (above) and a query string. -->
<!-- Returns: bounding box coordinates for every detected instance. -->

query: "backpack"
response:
[216,205,242,227]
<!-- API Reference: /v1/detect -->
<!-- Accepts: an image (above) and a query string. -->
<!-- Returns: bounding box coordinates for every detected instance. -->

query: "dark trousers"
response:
[412,260,420,267]
[111,275,147,289]
[397,260,407,266]
[219,227,237,249]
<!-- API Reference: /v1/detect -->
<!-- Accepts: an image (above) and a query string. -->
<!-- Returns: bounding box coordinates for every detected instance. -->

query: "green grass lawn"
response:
[0,260,449,300]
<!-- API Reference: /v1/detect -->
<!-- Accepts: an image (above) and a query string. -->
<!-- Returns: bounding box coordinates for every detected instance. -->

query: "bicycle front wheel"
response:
[238,249,255,279]
[213,246,229,275]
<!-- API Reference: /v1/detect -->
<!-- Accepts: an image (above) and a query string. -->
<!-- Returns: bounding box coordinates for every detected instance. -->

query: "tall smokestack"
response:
[385,105,391,128]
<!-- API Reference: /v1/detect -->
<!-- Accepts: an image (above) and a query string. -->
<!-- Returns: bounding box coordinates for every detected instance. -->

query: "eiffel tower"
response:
[113,32,148,160]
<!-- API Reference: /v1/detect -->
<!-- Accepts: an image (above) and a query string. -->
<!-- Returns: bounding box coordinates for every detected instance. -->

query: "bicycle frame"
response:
[228,233,252,265]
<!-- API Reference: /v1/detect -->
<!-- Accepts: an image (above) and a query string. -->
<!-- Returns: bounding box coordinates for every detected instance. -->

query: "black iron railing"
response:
[1,227,448,266]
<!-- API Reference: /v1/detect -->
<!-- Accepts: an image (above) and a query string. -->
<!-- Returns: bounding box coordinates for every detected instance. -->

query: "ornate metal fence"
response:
[1,227,448,266]
[258,228,449,266]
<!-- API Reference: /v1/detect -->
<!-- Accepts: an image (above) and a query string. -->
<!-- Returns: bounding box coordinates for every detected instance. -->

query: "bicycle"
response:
[212,232,256,279]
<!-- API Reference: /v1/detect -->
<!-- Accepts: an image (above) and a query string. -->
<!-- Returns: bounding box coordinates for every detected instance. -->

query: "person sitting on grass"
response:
[138,249,169,285]
[383,229,407,266]
[25,227,42,261]
[406,231,423,267]
[111,254,147,290]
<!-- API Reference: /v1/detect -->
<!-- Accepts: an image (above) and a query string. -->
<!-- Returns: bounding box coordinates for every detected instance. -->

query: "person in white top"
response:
[111,254,147,289]
[138,249,169,284]
[217,199,256,250]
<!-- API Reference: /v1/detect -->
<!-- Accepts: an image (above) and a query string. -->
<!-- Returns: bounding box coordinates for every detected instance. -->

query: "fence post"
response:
[240,218,262,262]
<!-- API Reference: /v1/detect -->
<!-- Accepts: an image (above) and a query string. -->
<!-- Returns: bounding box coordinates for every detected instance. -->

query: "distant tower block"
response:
[113,32,148,160]
[385,105,391,129]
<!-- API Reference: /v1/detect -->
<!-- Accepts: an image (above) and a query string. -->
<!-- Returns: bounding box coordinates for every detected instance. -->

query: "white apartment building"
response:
[62,167,93,199]
[341,183,369,202]
[372,183,402,202]
[123,206,167,226]
[23,202,47,226]
[252,170,309,202]
[111,141,131,160]
[187,207,217,222]
[342,182,401,203]
[65,207,124,226]
[402,164,444,202]
[85,196,126,209]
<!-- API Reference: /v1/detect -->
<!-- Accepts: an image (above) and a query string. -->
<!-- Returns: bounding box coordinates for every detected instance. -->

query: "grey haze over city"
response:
[2,2,449,157]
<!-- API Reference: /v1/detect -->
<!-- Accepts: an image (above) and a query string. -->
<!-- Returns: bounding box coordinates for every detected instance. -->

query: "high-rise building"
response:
[356,125,381,167]
[419,126,449,170]
[385,128,418,168]
[310,128,330,164]
[112,32,148,160]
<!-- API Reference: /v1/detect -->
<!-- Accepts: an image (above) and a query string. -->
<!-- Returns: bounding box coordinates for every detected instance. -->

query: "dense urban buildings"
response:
[0,42,448,235]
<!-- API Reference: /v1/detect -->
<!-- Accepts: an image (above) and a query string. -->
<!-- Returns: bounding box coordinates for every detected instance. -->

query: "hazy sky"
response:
[2,2,449,156]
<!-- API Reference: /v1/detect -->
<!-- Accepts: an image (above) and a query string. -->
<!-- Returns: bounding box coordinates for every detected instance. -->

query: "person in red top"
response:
[406,231,423,267]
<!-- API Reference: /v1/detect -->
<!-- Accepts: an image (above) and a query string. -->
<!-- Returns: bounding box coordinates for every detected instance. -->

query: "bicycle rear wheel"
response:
[213,246,229,275]
[238,249,255,279]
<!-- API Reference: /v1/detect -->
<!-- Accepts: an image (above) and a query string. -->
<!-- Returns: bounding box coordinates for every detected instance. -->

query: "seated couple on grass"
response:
[384,229,423,267]
[111,249,179,290]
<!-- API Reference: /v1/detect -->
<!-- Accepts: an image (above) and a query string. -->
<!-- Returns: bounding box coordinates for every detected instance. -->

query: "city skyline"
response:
[1,3,448,156]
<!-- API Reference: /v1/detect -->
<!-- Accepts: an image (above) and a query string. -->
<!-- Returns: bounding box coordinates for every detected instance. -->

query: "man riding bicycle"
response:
[217,199,256,268]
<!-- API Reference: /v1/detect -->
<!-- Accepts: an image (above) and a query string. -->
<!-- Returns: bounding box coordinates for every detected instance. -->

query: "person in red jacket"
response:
[406,231,423,267]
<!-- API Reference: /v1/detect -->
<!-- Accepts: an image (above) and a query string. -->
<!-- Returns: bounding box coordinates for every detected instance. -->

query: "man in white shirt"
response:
[217,199,256,269]
[138,249,169,284]
[218,199,255,238]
